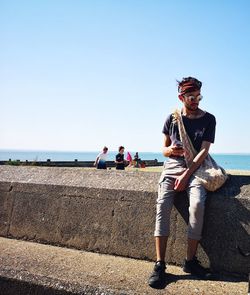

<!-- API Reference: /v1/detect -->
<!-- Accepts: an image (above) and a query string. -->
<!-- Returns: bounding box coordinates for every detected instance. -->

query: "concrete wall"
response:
[0,166,249,276]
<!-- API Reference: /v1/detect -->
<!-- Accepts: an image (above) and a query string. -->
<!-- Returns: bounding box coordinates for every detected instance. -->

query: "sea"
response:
[0,149,250,171]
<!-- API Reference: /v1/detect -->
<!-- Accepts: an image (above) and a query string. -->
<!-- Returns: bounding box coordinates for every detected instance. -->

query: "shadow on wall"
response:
[174,174,250,276]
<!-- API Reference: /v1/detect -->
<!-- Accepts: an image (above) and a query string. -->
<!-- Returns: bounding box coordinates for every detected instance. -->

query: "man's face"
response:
[179,90,202,111]
[120,148,124,154]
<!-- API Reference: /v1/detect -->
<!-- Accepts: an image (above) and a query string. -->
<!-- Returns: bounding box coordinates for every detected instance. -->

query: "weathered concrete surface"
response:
[0,165,249,276]
[0,182,14,237]
[0,237,248,295]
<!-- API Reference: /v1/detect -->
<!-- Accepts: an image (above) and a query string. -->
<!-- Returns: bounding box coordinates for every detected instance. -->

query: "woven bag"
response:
[173,110,228,192]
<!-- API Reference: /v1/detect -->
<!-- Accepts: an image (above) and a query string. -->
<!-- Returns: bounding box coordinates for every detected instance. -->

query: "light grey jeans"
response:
[154,157,207,240]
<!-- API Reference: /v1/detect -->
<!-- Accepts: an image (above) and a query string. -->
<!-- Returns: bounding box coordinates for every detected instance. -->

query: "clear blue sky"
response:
[1,0,250,153]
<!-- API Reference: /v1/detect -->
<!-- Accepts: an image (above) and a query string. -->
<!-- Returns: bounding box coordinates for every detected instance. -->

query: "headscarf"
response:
[178,78,202,95]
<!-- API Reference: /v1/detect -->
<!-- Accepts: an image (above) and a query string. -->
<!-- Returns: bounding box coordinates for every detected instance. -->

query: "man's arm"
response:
[184,141,211,178]
[162,134,185,157]
[94,156,99,166]
[174,141,211,191]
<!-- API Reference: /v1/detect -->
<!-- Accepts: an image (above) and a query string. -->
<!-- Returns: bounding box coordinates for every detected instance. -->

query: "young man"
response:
[148,77,216,288]
[115,146,126,170]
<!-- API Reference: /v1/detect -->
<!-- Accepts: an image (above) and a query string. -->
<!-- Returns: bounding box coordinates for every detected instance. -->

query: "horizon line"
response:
[0,148,250,155]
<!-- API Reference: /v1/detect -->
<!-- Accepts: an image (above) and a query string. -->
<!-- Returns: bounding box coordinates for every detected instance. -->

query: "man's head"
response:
[103,146,108,153]
[119,146,125,154]
[177,77,202,95]
[177,77,203,111]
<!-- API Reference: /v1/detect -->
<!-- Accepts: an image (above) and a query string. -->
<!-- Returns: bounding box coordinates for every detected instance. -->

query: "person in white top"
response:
[94,146,108,169]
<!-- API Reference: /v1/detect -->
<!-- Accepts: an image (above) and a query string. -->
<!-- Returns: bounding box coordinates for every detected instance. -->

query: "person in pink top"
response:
[126,152,133,167]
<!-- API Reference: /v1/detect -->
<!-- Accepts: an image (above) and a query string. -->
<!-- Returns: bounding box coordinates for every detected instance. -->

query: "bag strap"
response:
[173,109,197,167]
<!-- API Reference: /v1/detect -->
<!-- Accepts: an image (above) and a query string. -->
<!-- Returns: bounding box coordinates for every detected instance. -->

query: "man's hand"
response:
[170,145,185,157]
[174,171,189,191]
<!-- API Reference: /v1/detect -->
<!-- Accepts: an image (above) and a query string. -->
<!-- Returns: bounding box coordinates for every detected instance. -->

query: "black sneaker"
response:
[183,256,210,279]
[148,261,166,288]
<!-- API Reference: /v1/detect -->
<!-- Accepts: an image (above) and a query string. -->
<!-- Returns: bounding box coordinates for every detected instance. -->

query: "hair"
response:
[119,146,125,152]
[103,146,108,151]
[177,77,202,93]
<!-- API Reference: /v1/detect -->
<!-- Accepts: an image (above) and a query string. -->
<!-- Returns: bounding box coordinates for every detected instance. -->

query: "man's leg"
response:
[184,176,209,278]
[187,238,199,261]
[156,236,168,262]
[186,176,206,255]
[148,176,175,287]
[154,177,176,260]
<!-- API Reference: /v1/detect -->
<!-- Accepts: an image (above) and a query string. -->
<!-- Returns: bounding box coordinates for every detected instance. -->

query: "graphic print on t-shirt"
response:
[194,128,205,141]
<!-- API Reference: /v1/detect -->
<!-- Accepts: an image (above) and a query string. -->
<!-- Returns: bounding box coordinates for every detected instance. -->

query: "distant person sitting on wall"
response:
[115,146,126,170]
[133,152,141,168]
[94,146,108,169]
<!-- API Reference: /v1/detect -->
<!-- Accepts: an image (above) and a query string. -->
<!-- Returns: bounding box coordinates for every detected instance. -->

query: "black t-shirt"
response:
[162,111,216,152]
[116,153,125,169]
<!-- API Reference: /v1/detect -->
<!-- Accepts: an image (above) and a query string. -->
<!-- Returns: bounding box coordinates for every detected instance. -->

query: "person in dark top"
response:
[115,146,126,170]
[148,77,215,288]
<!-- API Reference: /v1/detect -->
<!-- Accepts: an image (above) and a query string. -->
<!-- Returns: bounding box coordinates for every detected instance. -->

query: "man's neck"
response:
[182,107,203,119]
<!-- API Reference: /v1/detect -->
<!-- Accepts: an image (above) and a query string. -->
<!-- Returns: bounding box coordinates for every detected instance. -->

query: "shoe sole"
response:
[148,274,166,289]
[148,281,166,289]
[183,266,191,274]
[183,266,212,280]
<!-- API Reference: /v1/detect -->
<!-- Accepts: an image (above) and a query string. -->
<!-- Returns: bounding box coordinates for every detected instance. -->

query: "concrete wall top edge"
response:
[0,166,250,201]
[0,166,159,193]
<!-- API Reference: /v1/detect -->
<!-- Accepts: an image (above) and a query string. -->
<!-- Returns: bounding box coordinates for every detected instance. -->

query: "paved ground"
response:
[0,237,248,295]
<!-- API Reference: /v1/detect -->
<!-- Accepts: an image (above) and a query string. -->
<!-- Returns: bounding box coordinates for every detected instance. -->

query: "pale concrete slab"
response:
[0,238,248,295]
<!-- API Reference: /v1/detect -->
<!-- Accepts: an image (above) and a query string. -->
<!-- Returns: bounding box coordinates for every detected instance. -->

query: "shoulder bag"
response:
[173,110,228,191]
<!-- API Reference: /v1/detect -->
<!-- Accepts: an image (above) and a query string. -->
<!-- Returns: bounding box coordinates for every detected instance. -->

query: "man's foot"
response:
[148,261,166,288]
[183,256,210,279]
